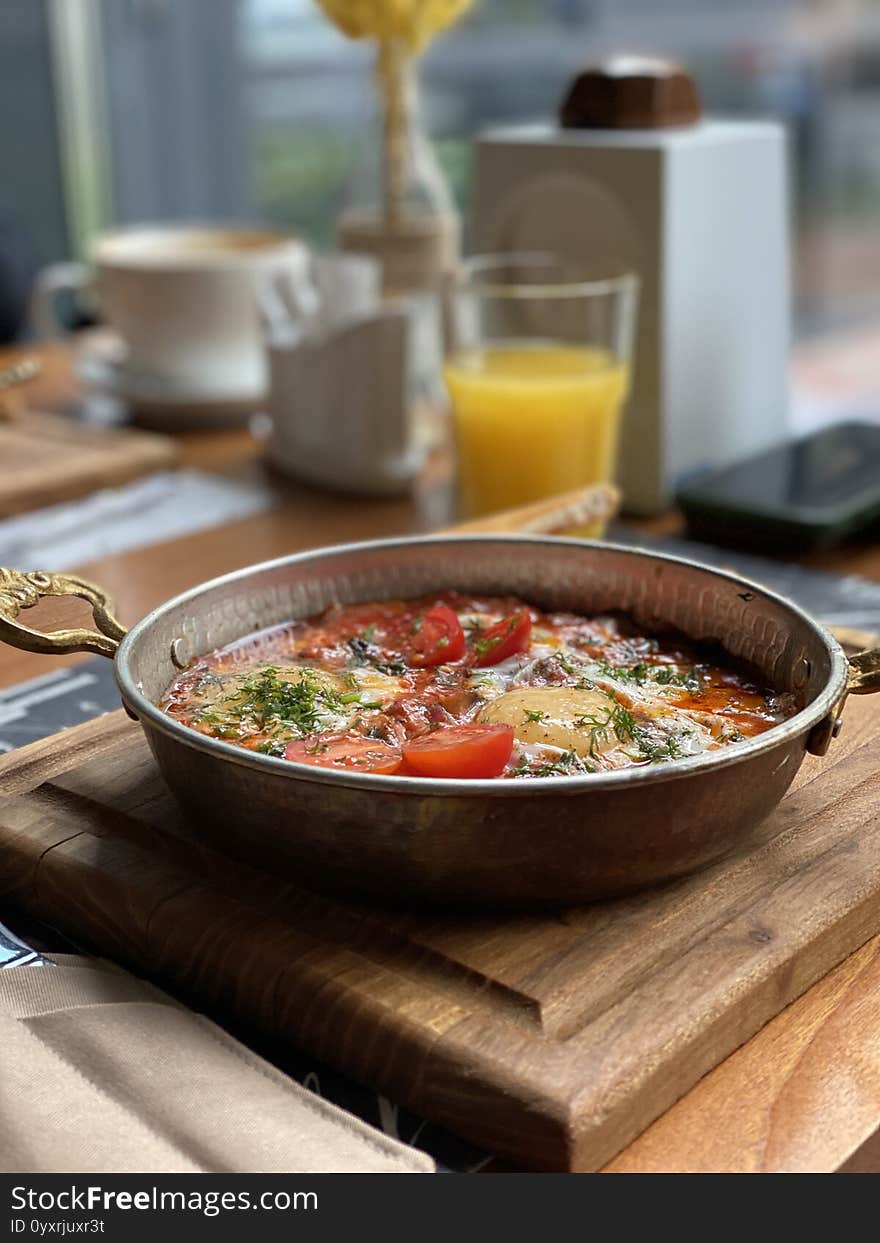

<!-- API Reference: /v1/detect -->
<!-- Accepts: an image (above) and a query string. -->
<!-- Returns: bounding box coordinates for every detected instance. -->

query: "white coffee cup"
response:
[32,224,309,401]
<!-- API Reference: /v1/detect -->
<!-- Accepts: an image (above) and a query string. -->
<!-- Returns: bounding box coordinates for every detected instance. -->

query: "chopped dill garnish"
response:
[190,669,230,693]
[609,703,636,740]
[512,750,596,777]
[375,660,407,676]
[255,738,288,758]
[544,750,595,775]
[206,665,345,739]
[346,634,406,677]
[347,636,375,665]
[589,658,703,694]
[469,612,527,661]
[554,652,581,678]
[586,655,617,679]
[645,665,703,692]
[632,726,688,762]
[570,698,637,756]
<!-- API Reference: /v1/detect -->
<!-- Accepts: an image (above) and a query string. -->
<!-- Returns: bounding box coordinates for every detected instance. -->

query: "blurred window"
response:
[0,3,68,262]
[86,0,880,340]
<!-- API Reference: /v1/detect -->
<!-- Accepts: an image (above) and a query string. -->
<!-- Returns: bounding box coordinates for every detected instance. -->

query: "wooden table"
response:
[2,339,880,1172]
[0,341,453,689]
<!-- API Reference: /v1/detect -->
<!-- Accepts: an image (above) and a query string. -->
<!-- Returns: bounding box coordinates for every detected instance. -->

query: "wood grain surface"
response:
[607,932,880,1172]
[1,690,878,1172]
[0,411,178,518]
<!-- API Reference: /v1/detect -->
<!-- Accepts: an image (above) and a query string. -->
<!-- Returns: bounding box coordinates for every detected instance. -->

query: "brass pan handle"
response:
[0,569,127,658]
[847,647,880,695]
[807,641,880,756]
[0,355,41,422]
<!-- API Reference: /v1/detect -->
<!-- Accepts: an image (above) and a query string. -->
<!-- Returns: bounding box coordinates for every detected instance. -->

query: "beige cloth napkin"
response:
[0,954,433,1174]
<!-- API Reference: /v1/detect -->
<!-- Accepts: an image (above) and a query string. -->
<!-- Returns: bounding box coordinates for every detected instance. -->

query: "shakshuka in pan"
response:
[160,593,796,781]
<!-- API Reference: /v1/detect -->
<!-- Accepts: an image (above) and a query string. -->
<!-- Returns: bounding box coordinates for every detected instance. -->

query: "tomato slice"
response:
[402,723,514,779]
[406,603,466,667]
[471,610,532,667]
[284,733,403,775]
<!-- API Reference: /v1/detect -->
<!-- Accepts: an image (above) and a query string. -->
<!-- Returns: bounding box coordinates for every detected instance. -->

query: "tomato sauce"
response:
[160,593,796,779]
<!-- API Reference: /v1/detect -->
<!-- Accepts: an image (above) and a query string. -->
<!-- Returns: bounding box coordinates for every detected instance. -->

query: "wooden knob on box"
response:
[559,55,701,130]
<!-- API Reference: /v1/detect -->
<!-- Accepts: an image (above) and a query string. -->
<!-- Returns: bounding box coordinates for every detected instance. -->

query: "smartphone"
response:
[676,421,880,552]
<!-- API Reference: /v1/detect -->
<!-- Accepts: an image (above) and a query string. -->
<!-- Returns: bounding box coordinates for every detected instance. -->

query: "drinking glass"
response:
[444,253,639,525]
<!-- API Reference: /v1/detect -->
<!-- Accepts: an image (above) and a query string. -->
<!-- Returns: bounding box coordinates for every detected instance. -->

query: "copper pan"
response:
[1,500,878,908]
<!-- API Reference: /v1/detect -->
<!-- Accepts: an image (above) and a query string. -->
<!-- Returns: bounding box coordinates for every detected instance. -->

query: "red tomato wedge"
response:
[406,603,466,667]
[285,734,403,775]
[471,610,532,667]
[402,723,514,779]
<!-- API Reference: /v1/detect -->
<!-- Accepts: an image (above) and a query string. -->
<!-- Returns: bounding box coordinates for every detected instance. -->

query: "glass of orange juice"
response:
[444,254,639,528]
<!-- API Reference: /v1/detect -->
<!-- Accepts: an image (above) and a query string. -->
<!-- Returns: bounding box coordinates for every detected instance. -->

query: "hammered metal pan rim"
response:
[115,535,850,798]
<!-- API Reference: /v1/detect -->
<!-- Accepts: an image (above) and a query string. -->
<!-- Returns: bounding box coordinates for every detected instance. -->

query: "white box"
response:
[471,120,790,514]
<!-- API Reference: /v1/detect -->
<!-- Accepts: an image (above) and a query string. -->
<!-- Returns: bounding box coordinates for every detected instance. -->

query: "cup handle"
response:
[30,262,93,340]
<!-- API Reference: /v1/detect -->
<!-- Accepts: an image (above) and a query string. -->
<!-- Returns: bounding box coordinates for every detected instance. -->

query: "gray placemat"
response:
[0,470,274,571]
[608,524,880,634]
[0,921,46,969]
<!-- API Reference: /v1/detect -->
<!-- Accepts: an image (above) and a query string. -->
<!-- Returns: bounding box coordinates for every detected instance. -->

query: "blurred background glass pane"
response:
[2,0,879,343]
[234,0,880,339]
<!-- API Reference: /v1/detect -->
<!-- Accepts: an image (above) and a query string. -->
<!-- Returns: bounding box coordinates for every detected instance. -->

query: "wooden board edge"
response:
[0,710,136,797]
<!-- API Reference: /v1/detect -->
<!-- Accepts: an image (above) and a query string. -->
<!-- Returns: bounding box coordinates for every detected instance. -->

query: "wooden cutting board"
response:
[0,694,879,1171]
[0,412,178,518]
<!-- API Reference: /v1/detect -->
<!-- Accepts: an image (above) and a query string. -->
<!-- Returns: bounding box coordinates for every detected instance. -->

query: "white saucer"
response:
[74,331,263,429]
[266,438,424,498]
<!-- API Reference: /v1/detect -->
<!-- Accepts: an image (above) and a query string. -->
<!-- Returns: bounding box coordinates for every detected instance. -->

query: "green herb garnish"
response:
[632,726,688,762]
[255,738,288,758]
[211,665,343,739]
[347,636,374,665]
[375,660,407,676]
[471,634,496,659]
[571,698,636,756]
[528,750,596,777]
[346,633,407,677]
[589,657,703,693]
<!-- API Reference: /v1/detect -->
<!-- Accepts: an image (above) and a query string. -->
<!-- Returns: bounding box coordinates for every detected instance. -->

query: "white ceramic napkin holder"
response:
[260,254,424,497]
